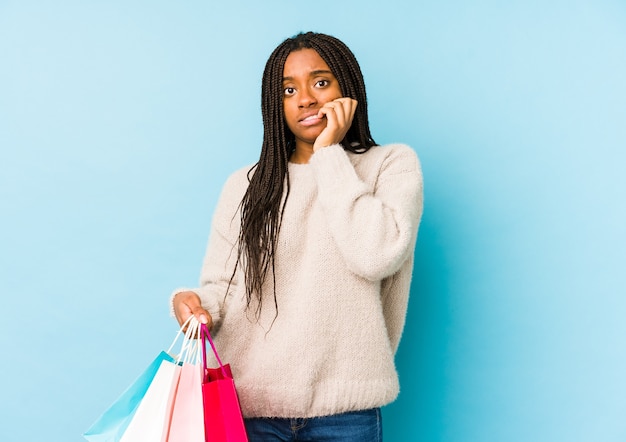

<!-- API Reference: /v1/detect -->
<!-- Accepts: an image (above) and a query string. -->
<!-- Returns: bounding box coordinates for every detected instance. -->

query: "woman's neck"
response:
[290,144,314,164]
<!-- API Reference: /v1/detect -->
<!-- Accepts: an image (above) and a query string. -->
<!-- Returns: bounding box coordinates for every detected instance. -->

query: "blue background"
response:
[1,1,625,441]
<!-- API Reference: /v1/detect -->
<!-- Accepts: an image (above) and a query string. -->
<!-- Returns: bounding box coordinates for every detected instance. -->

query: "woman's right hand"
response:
[172,291,213,329]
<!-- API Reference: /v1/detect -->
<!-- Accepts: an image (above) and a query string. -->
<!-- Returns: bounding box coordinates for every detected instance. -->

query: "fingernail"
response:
[200,314,208,324]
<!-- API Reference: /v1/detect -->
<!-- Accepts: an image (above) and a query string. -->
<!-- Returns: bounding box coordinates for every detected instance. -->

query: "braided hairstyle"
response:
[236,32,377,317]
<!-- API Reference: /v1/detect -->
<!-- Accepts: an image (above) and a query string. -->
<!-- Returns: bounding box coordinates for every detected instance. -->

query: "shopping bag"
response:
[119,358,180,442]
[201,323,248,442]
[166,319,206,442]
[83,351,175,442]
[84,317,197,442]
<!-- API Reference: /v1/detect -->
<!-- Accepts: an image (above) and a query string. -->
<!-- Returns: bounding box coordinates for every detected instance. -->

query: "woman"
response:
[171,31,423,441]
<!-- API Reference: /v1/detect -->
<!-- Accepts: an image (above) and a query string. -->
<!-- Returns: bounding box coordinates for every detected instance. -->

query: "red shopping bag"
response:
[200,323,248,442]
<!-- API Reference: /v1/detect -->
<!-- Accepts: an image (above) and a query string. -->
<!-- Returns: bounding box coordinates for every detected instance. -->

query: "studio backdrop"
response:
[1,1,625,441]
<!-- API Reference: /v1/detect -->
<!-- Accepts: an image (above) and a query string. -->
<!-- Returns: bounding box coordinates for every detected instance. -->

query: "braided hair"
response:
[236,32,377,317]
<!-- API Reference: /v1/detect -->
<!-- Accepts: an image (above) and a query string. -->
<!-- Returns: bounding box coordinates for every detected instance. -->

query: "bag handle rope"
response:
[201,323,229,379]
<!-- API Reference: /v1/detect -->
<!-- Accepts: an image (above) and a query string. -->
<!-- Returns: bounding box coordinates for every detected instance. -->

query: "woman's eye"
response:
[284,87,296,96]
[316,80,329,88]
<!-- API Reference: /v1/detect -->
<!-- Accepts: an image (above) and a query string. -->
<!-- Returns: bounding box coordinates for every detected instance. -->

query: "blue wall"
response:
[1,1,625,441]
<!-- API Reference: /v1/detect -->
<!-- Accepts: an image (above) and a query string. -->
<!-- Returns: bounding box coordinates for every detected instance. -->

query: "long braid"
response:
[306,34,376,150]
[235,32,376,318]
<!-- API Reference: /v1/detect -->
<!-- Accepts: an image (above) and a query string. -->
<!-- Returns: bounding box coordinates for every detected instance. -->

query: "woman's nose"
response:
[298,88,317,108]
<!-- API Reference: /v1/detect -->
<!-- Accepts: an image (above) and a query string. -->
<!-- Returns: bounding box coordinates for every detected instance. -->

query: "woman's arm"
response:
[310,143,423,281]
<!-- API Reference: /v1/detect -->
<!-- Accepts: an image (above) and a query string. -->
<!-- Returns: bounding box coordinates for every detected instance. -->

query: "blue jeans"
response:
[244,408,382,442]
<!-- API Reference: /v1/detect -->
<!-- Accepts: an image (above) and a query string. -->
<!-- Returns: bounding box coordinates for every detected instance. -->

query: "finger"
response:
[321,101,347,127]
[325,98,354,127]
[314,99,357,150]
[332,101,347,125]
[338,98,357,125]
[173,291,201,327]
[317,106,339,135]
[174,301,192,327]
[179,309,212,335]
[190,305,212,326]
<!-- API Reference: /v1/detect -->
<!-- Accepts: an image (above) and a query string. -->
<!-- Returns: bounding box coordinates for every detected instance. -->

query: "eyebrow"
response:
[282,70,334,82]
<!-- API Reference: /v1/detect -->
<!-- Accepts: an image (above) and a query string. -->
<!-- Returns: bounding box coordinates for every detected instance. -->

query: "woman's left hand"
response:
[313,97,358,151]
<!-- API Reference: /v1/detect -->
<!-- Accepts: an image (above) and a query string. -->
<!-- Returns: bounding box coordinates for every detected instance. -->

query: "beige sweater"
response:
[173,143,423,418]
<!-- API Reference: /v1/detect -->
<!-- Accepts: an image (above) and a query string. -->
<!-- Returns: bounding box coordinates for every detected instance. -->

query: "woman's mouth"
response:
[300,114,324,127]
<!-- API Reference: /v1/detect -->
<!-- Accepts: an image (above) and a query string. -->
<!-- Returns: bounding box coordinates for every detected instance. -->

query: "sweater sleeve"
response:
[309,143,423,281]
[169,169,246,328]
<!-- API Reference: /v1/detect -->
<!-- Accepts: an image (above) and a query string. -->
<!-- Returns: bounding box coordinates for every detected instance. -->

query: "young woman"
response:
[171,31,423,441]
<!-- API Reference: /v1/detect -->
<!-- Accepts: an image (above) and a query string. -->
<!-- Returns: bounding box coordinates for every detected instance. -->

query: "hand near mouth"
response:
[313,97,358,152]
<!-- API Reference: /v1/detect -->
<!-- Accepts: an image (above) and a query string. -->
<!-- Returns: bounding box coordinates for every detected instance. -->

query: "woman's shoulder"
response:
[354,143,421,174]
[214,163,255,212]
[370,142,418,160]
[222,163,255,191]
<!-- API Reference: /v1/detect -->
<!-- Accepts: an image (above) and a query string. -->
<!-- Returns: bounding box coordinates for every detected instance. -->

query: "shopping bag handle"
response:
[167,315,202,365]
[200,323,229,379]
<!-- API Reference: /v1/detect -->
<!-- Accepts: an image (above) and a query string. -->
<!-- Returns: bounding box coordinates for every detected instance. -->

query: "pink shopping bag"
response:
[165,318,206,442]
[167,361,205,441]
[200,323,248,442]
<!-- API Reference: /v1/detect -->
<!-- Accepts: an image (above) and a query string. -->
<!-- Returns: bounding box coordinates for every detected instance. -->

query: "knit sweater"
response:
[173,143,423,418]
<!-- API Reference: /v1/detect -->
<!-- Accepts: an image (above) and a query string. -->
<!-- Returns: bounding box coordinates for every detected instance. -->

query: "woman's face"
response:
[282,48,343,151]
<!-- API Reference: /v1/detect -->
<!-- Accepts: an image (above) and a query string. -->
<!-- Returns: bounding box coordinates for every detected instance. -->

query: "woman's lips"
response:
[299,114,324,127]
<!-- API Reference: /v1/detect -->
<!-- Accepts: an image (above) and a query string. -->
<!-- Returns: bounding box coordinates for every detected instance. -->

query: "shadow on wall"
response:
[382,204,453,440]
